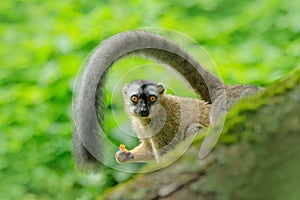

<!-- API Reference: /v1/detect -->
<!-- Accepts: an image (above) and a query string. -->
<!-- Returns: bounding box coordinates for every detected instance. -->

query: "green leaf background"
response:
[0,0,299,199]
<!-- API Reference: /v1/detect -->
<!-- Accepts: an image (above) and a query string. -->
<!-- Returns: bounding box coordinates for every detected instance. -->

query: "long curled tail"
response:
[72,31,225,172]
[72,30,264,172]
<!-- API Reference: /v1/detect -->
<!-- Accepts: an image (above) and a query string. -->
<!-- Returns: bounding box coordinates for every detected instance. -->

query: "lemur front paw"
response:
[115,144,134,163]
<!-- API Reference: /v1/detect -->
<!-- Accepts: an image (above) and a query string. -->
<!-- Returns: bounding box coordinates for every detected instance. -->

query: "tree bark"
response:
[99,68,300,200]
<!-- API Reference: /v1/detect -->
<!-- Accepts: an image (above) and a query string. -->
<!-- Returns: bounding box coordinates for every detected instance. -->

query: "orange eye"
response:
[149,95,156,102]
[131,95,138,103]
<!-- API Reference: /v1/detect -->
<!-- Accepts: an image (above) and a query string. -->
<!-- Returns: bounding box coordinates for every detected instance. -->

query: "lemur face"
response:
[123,80,165,117]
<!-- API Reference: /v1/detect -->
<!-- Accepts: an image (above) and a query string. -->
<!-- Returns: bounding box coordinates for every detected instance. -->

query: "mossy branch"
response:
[99,67,300,200]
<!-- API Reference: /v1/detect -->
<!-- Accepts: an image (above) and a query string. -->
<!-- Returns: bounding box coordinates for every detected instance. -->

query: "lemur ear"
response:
[122,84,129,95]
[157,83,166,94]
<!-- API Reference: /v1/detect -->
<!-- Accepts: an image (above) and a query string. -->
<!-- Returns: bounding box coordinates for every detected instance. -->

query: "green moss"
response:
[220,66,300,144]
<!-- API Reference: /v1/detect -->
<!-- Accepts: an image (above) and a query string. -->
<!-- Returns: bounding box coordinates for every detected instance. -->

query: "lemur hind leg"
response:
[184,122,205,139]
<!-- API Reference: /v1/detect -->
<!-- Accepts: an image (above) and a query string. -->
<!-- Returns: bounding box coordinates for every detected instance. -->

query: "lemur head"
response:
[122,80,165,118]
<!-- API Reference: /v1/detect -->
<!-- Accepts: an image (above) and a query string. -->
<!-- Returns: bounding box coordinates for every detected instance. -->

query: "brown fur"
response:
[116,94,211,163]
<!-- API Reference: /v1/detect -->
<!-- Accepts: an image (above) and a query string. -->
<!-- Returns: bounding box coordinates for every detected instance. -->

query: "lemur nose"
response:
[140,107,147,111]
[140,107,149,117]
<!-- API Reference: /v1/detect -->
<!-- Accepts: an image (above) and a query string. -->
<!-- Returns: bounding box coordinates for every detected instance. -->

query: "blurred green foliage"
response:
[0,0,299,199]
